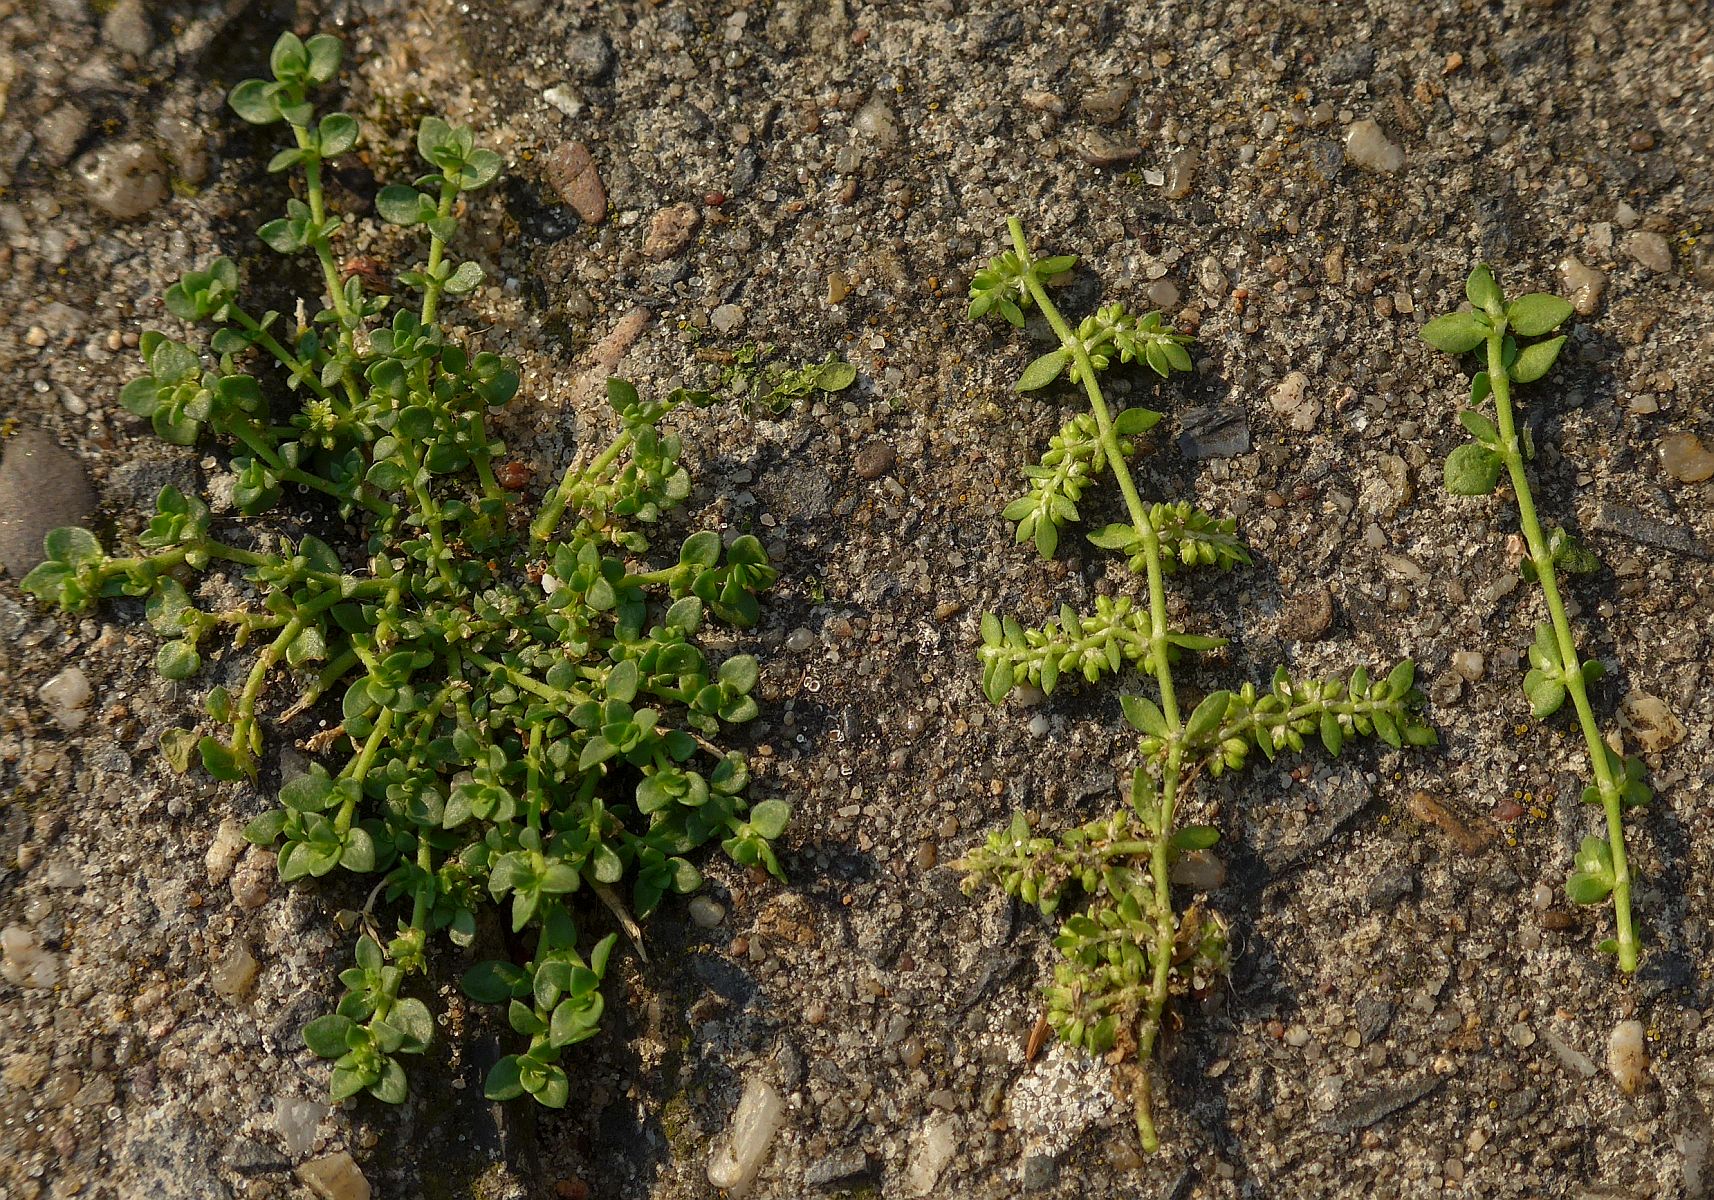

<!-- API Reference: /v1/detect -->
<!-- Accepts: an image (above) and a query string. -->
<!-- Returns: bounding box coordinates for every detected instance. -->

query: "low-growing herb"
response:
[1422,264,1647,972]
[957,220,1435,1152]
[23,32,819,1109]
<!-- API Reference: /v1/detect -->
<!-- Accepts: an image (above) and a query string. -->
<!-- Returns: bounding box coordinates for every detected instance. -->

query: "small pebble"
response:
[854,440,896,480]
[1162,147,1198,199]
[1169,850,1226,890]
[211,943,259,1000]
[1450,651,1486,682]
[543,141,607,224]
[707,1078,786,1192]
[1531,883,1553,911]
[1625,230,1673,274]
[564,31,615,83]
[1280,587,1335,640]
[296,1150,371,1200]
[710,304,745,334]
[38,667,92,731]
[0,925,58,988]
[1269,371,1321,432]
[785,628,815,652]
[1077,131,1140,167]
[75,141,169,219]
[1343,119,1404,173]
[689,896,726,928]
[1145,280,1179,308]
[101,0,153,56]
[853,98,901,149]
[1607,1020,1649,1094]
[1619,691,1685,751]
[1558,255,1606,316]
[1659,432,1714,483]
[826,272,852,304]
[1284,1024,1311,1048]
[914,843,937,871]
[1629,130,1656,152]
[643,202,702,261]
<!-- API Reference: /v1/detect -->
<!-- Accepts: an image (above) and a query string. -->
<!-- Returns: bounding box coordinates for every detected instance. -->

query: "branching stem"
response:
[1486,331,1635,972]
[1006,216,1181,1152]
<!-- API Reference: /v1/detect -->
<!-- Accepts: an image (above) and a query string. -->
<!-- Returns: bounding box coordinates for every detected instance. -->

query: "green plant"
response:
[21,32,846,1109]
[696,342,857,414]
[957,220,1435,1152]
[1422,265,1648,972]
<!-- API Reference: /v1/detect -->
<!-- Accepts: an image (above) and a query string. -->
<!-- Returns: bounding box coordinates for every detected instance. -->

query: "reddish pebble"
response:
[1491,797,1525,822]
[495,461,533,490]
[704,191,726,207]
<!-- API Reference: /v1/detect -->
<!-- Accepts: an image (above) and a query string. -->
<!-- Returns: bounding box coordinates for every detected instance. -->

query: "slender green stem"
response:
[1486,332,1636,972]
[420,179,460,327]
[531,427,634,544]
[293,125,355,330]
[229,304,335,402]
[1007,216,1181,1152]
[231,616,303,767]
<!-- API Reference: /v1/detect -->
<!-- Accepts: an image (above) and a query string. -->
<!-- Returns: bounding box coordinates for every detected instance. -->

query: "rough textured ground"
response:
[2,1,1712,1198]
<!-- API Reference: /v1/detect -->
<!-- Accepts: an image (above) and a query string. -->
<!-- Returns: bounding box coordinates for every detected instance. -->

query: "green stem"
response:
[1486,331,1636,973]
[228,304,335,402]
[231,616,303,768]
[420,179,460,327]
[336,706,396,833]
[1007,216,1181,1152]
[531,425,636,544]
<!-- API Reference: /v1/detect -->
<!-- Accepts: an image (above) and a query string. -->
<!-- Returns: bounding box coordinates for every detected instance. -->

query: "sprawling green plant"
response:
[1422,265,1649,972]
[23,33,851,1109]
[957,220,1436,1151]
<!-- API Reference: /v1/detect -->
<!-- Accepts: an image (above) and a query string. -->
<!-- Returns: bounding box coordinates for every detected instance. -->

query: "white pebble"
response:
[211,943,259,1000]
[275,1097,329,1158]
[1,925,59,988]
[74,141,170,220]
[1608,1020,1649,1094]
[1343,120,1404,173]
[689,896,726,928]
[905,1113,958,1196]
[39,666,92,731]
[853,99,900,149]
[1450,651,1486,682]
[706,1077,786,1195]
[711,304,745,334]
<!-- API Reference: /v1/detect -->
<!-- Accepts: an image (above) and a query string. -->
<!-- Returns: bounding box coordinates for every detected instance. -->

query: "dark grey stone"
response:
[0,429,97,577]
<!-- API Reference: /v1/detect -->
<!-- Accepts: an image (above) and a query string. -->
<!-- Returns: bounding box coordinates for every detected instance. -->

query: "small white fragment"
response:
[1608,1020,1649,1094]
[206,818,246,886]
[1343,119,1404,173]
[706,1077,786,1196]
[276,1097,329,1158]
[38,667,92,730]
[0,925,59,988]
[211,942,259,1000]
[542,85,583,120]
[688,896,726,928]
[905,1112,958,1196]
